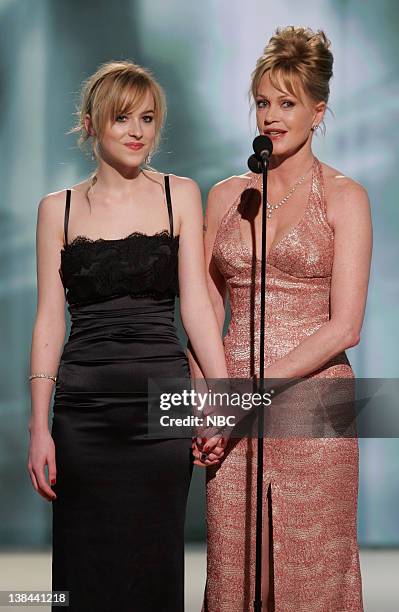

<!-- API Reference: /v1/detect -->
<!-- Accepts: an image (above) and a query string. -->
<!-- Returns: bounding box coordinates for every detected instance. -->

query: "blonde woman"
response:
[191,27,371,611]
[28,61,226,611]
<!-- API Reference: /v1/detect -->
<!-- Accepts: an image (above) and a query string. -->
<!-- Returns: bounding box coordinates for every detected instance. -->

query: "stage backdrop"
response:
[0,0,398,547]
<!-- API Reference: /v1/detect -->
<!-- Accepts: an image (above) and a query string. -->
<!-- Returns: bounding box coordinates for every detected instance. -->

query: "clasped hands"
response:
[190,375,286,467]
[191,378,240,467]
[191,418,228,467]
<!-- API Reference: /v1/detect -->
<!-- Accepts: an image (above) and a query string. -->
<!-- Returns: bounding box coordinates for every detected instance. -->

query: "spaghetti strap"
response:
[64,189,71,247]
[164,175,174,238]
[315,158,328,216]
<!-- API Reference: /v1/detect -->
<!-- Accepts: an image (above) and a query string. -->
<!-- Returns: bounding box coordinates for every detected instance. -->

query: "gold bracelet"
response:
[29,373,57,383]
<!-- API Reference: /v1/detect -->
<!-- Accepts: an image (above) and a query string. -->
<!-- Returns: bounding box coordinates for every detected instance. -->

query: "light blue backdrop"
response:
[0,0,397,547]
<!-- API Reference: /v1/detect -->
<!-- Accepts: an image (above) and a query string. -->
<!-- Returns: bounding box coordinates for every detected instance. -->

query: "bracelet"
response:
[29,373,57,383]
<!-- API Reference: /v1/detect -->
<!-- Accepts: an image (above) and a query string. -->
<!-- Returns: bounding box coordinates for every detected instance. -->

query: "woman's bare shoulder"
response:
[39,179,90,207]
[319,161,368,200]
[35,190,68,245]
[142,170,201,203]
[210,172,253,197]
[319,161,370,228]
[37,188,70,227]
[167,172,200,194]
[206,172,253,219]
[37,182,91,242]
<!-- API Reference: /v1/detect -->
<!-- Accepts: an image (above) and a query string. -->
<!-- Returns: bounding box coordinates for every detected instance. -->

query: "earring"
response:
[145,151,153,165]
[312,124,319,132]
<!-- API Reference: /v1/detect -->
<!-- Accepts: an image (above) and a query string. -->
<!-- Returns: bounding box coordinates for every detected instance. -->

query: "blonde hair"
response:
[68,60,166,165]
[250,26,333,127]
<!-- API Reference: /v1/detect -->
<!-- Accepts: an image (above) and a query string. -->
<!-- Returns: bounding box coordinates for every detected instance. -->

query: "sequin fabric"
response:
[202,159,363,611]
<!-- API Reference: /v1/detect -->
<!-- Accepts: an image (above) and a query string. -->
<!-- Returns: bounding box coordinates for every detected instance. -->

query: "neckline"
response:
[237,157,318,264]
[62,229,179,252]
[63,173,175,251]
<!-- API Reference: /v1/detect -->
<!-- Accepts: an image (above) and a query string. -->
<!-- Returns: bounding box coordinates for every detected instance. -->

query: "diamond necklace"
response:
[255,159,315,219]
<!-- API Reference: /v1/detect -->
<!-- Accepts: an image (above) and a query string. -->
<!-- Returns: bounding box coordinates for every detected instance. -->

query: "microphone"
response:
[253,134,273,162]
[246,135,273,612]
[247,135,273,173]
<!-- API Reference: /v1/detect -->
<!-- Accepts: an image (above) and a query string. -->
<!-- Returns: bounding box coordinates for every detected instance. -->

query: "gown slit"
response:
[202,158,363,611]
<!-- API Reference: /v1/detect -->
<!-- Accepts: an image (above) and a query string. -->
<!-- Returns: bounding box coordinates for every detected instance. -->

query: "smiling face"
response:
[255,71,326,158]
[85,88,156,169]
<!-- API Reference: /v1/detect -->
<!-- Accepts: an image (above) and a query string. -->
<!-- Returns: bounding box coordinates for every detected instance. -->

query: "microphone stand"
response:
[248,150,270,611]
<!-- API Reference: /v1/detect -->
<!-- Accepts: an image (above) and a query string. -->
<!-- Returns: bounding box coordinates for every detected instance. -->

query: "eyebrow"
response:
[256,93,295,99]
[121,108,155,115]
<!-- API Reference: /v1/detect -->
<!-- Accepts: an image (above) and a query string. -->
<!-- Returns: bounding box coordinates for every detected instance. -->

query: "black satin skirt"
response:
[51,295,193,612]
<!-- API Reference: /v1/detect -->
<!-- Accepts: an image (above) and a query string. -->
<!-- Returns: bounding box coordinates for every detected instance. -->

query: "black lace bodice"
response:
[59,231,179,306]
[58,176,180,306]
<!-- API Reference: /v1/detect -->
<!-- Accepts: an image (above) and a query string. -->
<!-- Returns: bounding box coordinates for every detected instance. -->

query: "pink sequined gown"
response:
[202,159,363,611]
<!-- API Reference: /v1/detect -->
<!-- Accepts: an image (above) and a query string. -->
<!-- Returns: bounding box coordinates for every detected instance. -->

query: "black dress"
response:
[51,176,193,611]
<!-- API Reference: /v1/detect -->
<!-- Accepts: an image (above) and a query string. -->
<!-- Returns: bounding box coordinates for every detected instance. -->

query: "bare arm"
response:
[172,177,231,466]
[174,177,228,379]
[186,182,229,378]
[28,192,67,500]
[265,179,372,379]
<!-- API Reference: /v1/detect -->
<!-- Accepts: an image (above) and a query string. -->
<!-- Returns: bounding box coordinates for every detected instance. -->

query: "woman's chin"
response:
[103,153,145,173]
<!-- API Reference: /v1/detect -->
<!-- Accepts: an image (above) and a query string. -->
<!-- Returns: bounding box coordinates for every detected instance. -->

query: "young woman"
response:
[27,60,226,611]
[191,26,371,611]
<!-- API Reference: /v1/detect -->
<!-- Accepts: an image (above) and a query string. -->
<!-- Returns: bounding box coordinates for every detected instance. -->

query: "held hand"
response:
[27,427,57,501]
[191,434,227,467]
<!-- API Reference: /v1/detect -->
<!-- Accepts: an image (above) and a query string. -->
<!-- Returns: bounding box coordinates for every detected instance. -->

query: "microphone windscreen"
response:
[247,154,262,173]
[253,135,273,158]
